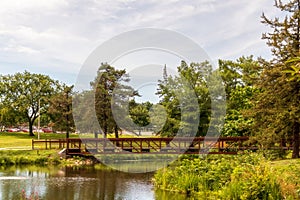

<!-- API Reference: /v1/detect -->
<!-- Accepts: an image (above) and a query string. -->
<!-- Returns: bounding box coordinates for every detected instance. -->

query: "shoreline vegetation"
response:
[0,149,99,167]
[153,153,300,199]
[0,131,97,167]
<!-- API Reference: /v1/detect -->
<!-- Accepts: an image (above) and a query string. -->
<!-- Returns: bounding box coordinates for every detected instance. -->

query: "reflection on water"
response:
[96,155,178,173]
[0,165,190,200]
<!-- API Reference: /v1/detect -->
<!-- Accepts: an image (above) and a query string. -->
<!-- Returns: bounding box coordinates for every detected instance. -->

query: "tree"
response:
[0,71,60,136]
[157,61,211,137]
[129,101,152,135]
[48,85,75,138]
[92,63,136,138]
[252,0,300,158]
[0,105,24,130]
[219,56,261,97]
[156,73,181,136]
[72,90,96,134]
[219,56,261,136]
[222,86,258,136]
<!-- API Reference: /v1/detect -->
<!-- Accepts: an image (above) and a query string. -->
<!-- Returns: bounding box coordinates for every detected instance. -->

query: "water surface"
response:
[0,165,189,200]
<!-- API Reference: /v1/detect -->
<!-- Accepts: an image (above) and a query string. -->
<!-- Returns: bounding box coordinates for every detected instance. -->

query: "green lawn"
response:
[0,132,79,149]
[0,131,156,149]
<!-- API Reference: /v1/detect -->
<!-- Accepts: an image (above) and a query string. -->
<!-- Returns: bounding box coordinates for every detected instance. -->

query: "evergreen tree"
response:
[285,56,300,81]
[92,63,136,138]
[253,0,300,158]
[92,64,126,138]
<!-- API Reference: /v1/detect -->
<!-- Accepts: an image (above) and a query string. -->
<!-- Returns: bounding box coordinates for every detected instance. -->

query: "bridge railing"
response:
[32,137,252,155]
[32,139,67,150]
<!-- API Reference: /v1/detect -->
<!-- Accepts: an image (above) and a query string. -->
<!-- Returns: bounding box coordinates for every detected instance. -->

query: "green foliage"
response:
[90,63,137,137]
[219,56,260,137]
[93,63,127,136]
[157,61,212,136]
[270,159,300,199]
[219,56,261,95]
[48,85,75,138]
[154,153,287,199]
[284,57,300,82]
[0,71,61,136]
[222,164,282,200]
[0,150,60,166]
[252,0,300,158]
[128,101,152,135]
[0,106,20,128]
[261,0,300,61]
[72,90,96,134]
[222,86,257,136]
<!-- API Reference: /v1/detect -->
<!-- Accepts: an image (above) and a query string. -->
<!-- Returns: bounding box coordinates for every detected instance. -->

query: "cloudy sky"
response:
[0,0,280,86]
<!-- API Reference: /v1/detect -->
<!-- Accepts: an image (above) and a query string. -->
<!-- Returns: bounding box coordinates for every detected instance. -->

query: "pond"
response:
[0,165,189,200]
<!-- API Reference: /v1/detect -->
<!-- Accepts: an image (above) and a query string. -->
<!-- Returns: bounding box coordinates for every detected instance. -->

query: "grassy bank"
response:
[0,150,61,165]
[0,132,101,167]
[0,149,101,167]
[153,153,300,199]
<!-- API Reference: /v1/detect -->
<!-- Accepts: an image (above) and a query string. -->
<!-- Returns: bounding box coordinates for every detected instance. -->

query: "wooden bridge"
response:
[32,136,294,156]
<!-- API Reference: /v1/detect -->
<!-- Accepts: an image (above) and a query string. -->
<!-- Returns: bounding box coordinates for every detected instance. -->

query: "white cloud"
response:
[0,0,283,84]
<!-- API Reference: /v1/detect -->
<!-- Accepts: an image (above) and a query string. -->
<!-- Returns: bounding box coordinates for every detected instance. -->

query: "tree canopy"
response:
[157,61,211,137]
[251,0,300,158]
[219,56,260,136]
[48,85,75,138]
[0,71,61,136]
[91,63,137,138]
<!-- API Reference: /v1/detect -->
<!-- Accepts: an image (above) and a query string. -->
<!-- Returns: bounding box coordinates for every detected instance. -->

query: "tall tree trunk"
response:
[66,129,69,139]
[103,123,107,138]
[114,125,119,147]
[292,122,300,158]
[94,131,98,138]
[66,113,70,139]
[114,125,119,139]
[29,120,35,136]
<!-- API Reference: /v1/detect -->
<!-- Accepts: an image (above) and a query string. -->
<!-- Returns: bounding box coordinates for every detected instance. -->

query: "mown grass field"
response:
[0,132,79,149]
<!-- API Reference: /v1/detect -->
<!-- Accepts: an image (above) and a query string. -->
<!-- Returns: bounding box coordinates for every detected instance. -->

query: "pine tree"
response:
[253,0,300,158]
[92,63,127,138]
[92,63,137,138]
